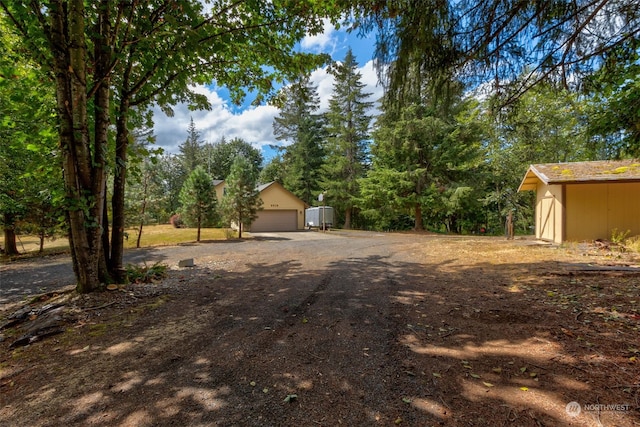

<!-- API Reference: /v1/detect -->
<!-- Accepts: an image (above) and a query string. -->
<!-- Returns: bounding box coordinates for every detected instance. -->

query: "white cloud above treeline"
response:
[151,25,383,156]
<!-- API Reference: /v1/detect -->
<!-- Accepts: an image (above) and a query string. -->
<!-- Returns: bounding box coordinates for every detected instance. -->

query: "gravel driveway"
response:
[0,231,376,305]
[1,231,639,426]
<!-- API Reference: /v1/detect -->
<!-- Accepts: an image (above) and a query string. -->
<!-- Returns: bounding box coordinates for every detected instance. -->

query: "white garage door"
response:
[250,210,298,232]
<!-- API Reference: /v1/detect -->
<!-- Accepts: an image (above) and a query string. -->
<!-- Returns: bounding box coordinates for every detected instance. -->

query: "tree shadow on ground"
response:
[1,245,638,426]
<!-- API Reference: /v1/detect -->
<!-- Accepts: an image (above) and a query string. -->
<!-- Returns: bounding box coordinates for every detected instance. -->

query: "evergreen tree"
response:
[273,76,325,205]
[359,81,482,231]
[221,156,262,239]
[180,117,204,175]
[170,118,206,218]
[178,166,218,242]
[322,48,374,229]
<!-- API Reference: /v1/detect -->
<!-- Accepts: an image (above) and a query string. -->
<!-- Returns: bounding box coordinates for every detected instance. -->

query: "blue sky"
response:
[151,20,383,162]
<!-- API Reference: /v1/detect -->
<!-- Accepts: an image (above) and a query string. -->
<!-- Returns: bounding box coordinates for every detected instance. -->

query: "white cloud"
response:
[153,60,384,156]
[310,67,335,112]
[301,19,337,52]
[152,85,279,153]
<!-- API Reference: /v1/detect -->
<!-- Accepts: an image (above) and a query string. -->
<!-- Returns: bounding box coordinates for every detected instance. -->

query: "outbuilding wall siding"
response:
[565,182,640,242]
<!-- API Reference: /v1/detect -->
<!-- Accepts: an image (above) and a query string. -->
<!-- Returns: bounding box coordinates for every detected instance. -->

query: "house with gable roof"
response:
[213,180,308,232]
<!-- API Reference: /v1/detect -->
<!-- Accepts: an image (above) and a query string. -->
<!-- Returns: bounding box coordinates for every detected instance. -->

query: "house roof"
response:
[518,159,640,191]
[257,181,310,208]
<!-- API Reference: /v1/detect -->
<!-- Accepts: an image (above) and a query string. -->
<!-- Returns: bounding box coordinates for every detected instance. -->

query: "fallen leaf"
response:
[483,382,494,387]
[492,367,502,373]
[519,367,527,373]
[520,387,529,391]
[283,394,297,403]
[432,373,442,378]
[402,397,412,404]
[470,373,481,379]
[262,388,269,393]
[250,381,256,387]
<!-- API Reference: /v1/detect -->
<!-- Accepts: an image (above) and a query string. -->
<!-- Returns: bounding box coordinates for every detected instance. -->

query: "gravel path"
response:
[0,231,365,306]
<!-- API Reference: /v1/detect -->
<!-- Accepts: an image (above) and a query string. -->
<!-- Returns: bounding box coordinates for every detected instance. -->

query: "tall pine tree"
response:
[273,76,324,205]
[180,117,204,175]
[322,49,373,229]
[360,80,482,231]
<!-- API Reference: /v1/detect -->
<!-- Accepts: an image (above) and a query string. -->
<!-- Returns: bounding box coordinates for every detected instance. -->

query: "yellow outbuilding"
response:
[518,160,640,244]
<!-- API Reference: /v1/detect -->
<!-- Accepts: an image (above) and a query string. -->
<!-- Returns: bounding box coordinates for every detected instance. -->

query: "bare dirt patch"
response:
[1,233,639,426]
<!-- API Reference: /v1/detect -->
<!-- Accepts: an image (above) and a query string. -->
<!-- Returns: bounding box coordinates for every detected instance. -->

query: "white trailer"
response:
[305,206,334,230]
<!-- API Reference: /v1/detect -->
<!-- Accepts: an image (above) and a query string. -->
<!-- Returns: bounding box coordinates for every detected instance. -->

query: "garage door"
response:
[250,210,298,232]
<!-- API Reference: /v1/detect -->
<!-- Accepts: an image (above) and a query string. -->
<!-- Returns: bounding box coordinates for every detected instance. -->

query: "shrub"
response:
[169,214,184,228]
[611,228,631,244]
[125,262,168,284]
[623,235,640,254]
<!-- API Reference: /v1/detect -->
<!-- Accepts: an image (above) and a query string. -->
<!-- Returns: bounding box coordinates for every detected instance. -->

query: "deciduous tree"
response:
[1,0,340,292]
[206,137,263,180]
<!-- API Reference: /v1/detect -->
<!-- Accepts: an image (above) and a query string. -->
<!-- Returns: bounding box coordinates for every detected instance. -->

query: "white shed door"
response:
[250,210,297,232]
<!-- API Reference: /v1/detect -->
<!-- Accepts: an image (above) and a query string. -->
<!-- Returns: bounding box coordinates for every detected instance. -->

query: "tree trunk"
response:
[95,1,112,284]
[3,214,19,255]
[100,194,111,281]
[136,172,149,249]
[110,103,129,282]
[343,207,352,229]
[49,0,107,293]
[414,203,424,231]
[136,221,144,248]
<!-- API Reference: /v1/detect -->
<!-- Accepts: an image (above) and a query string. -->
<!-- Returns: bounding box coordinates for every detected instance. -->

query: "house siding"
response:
[258,184,305,230]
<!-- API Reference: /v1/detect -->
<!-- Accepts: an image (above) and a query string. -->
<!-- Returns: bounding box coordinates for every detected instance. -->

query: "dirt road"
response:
[0,231,353,304]
[1,232,638,426]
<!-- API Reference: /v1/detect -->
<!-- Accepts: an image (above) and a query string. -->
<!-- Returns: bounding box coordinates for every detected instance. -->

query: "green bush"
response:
[125,262,168,284]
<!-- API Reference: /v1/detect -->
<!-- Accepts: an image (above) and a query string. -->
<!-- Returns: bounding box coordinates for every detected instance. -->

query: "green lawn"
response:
[7,224,235,257]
